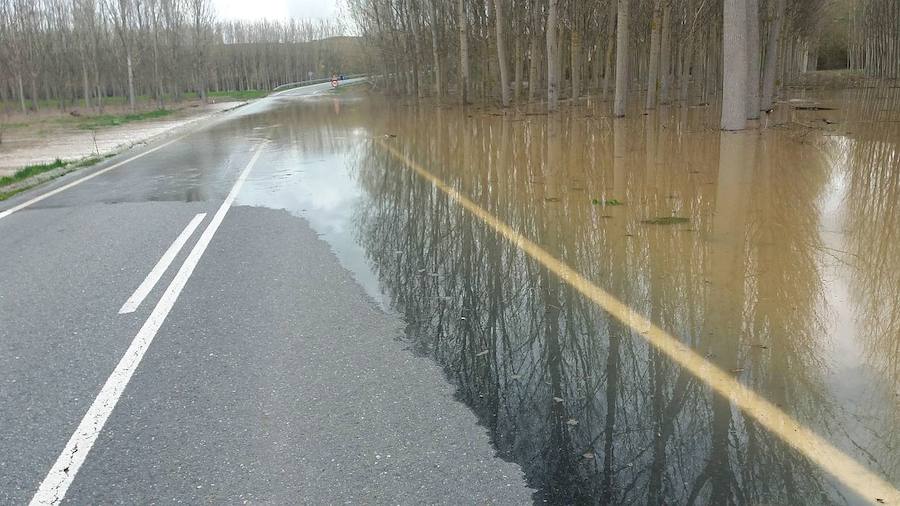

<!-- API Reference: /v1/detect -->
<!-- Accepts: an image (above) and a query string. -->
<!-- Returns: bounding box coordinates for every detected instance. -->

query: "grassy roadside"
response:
[0,159,66,186]
[208,90,269,101]
[0,93,262,202]
[0,186,31,201]
[76,109,173,130]
[0,155,110,201]
[1,89,269,112]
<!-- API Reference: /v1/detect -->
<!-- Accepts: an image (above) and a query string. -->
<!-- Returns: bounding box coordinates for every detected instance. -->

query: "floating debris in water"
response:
[641,216,690,225]
[591,198,623,206]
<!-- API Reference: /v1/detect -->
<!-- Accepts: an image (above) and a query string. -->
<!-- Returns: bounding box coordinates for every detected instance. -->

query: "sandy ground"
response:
[0,102,244,177]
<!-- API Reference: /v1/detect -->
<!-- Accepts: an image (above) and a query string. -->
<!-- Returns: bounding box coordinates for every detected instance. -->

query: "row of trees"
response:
[0,0,349,114]
[848,0,900,79]
[347,0,835,129]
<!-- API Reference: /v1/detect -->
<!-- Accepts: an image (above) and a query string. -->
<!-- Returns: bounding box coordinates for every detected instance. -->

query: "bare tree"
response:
[428,0,442,98]
[107,0,137,111]
[547,0,559,111]
[613,0,629,117]
[458,0,469,104]
[493,0,510,107]
[189,0,212,103]
[0,0,844,120]
[646,0,662,110]
[761,0,786,112]
[746,0,760,119]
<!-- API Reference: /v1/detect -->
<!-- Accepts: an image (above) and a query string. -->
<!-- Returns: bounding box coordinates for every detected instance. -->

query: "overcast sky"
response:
[212,0,345,21]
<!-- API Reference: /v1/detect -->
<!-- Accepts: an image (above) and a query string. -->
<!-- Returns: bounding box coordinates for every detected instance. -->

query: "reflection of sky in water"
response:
[237,150,390,311]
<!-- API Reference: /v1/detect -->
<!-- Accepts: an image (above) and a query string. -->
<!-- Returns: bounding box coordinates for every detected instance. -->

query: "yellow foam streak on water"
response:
[377,138,899,505]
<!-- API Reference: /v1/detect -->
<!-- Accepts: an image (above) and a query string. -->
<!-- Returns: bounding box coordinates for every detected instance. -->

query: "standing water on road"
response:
[232,90,900,504]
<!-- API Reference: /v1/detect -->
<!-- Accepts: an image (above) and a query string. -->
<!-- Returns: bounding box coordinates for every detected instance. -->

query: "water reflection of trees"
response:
[348,105,853,504]
[840,97,900,480]
[219,95,898,501]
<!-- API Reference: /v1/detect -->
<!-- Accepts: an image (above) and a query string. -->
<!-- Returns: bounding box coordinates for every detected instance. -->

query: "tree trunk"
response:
[409,3,424,99]
[152,30,164,109]
[722,0,749,130]
[746,0,761,119]
[514,31,523,102]
[16,74,26,114]
[570,28,581,100]
[82,62,91,110]
[528,0,541,101]
[126,51,136,111]
[429,0,443,98]
[646,0,662,110]
[458,0,469,105]
[546,0,559,111]
[95,80,103,113]
[760,0,785,112]
[613,0,629,117]
[29,76,38,111]
[494,0,511,107]
[603,0,616,99]
[658,2,672,104]
[680,30,694,103]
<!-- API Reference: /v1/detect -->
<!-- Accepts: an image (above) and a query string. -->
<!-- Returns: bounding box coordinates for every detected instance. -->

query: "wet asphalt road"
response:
[0,82,533,504]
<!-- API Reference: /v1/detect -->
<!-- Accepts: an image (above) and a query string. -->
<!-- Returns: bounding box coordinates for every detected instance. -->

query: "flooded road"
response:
[4,83,898,504]
[231,89,900,504]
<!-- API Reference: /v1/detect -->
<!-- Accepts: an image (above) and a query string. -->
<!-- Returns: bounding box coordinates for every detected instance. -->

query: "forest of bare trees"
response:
[348,0,898,130]
[0,0,352,114]
[849,0,900,79]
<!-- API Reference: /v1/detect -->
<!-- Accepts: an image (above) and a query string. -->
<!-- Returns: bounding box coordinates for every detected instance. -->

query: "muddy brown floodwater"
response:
[229,89,900,505]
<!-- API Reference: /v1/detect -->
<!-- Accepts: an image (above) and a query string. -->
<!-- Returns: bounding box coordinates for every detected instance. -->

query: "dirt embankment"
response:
[0,101,246,179]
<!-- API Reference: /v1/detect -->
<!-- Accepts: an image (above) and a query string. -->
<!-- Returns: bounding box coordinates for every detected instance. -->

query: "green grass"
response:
[0,159,66,187]
[208,90,268,101]
[77,109,173,130]
[2,89,269,113]
[0,186,29,201]
[0,154,110,201]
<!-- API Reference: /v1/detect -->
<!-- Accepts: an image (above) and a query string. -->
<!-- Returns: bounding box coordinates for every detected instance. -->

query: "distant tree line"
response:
[849,0,899,79]
[0,0,349,114]
[347,0,862,129]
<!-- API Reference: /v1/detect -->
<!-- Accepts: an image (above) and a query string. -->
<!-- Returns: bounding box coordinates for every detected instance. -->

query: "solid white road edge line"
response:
[0,135,187,222]
[118,213,207,314]
[29,141,269,506]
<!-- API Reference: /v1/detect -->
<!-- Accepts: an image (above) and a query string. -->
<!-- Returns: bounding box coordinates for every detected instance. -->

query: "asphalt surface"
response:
[0,81,533,504]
